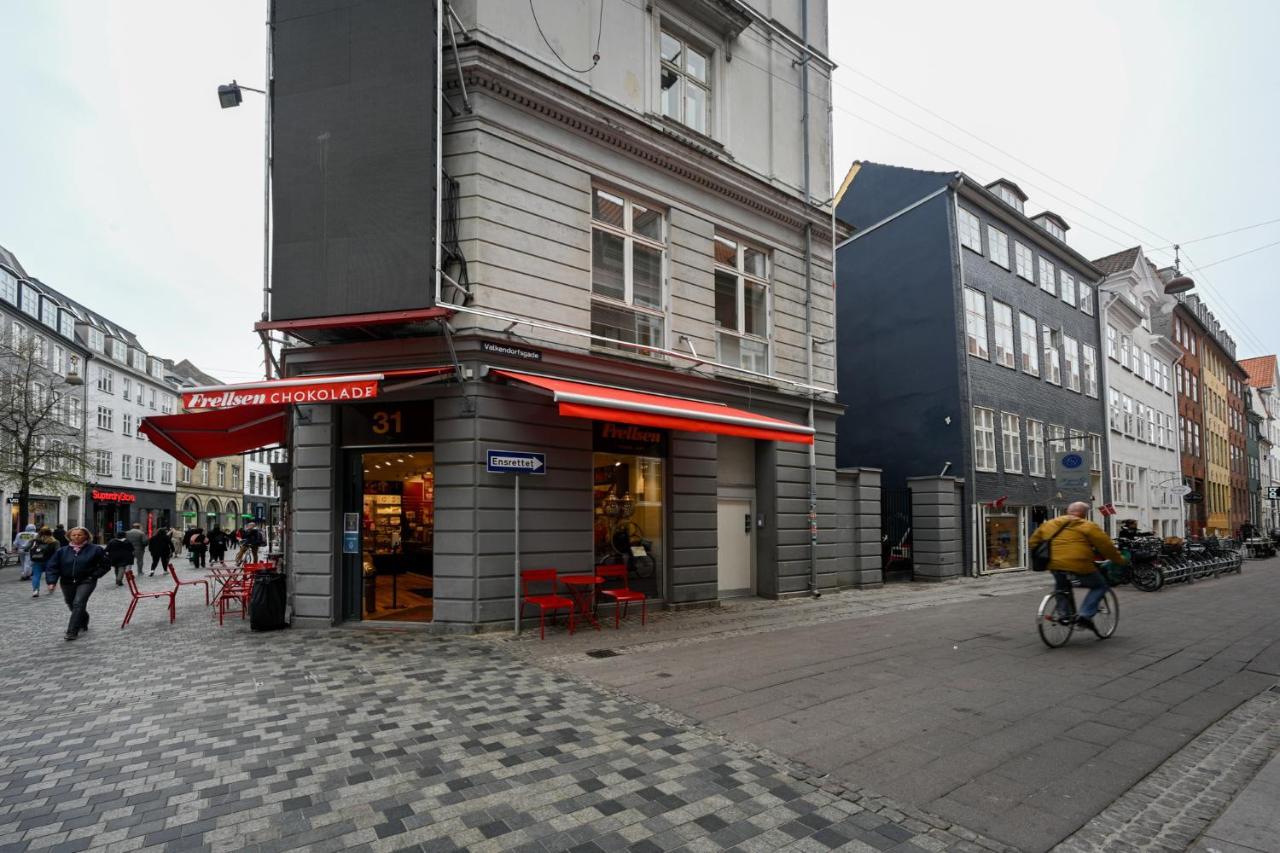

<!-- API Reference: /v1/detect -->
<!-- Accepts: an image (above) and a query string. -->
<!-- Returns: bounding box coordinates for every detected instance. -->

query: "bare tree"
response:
[0,331,89,531]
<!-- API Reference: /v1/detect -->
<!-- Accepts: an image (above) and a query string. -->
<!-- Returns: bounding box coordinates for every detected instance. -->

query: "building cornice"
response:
[447,45,834,241]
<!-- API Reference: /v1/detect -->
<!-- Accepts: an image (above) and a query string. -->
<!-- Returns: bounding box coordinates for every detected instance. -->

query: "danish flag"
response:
[983,496,1008,510]
[1099,503,1117,516]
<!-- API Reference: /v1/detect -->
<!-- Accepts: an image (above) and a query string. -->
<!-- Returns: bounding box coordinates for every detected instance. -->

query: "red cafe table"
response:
[558,574,603,631]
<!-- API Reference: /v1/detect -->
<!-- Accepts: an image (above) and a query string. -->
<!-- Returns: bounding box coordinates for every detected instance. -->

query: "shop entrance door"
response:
[716,497,753,596]
[343,450,435,622]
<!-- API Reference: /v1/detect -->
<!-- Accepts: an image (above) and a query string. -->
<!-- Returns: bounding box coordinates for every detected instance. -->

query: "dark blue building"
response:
[834,162,1111,576]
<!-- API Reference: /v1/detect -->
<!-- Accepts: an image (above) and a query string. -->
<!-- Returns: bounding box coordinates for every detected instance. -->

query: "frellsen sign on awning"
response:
[182,375,383,409]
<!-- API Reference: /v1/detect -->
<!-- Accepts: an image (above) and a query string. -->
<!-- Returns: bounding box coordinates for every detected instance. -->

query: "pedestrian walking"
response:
[28,527,59,598]
[208,526,227,565]
[170,525,184,558]
[125,522,147,575]
[188,528,208,569]
[52,524,68,548]
[147,527,174,576]
[13,523,38,580]
[106,530,134,585]
[45,527,112,640]
[235,522,265,566]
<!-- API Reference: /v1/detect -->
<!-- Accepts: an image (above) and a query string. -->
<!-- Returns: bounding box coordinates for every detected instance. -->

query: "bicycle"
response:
[608,521,655,579]
[1036,571,1119,648]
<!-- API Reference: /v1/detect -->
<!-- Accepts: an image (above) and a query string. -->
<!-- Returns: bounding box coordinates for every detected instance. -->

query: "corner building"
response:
[259,0,840,628]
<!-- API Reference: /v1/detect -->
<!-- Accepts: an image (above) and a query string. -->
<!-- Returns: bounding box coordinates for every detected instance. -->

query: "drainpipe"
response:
[1099,290,1118,535]
[800,0,819,597]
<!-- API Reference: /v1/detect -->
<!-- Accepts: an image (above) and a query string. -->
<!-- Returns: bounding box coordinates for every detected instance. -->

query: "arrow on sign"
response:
[486,449,547,475]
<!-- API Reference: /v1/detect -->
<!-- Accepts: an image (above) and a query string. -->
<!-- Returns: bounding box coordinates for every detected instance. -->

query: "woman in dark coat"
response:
[188,528,208,569]
[45,527,112,640]
[105,530,135,586]
[147,527,174,577]
[208,526,227,566]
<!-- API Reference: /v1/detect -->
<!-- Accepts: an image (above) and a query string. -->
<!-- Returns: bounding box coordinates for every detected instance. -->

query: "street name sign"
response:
[486,449,546,475]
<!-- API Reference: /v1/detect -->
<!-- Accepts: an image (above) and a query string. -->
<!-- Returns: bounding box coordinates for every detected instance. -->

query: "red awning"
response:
[492,369,814,444]
[140,405,288,469]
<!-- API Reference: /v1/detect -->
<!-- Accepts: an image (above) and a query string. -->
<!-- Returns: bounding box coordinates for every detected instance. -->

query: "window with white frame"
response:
[95,449,112,477]
[52,344,66,375]
[1124,464,1137,504]
[1063,335,1081,392]
[161,461,173,485]
[1108,387,1122,431]
[1106,324,1118,361]
[590,189,666,354]
[10,321,25,353]
[1042,325,1061,384]
[1018,313,1039,375]
[1129,340,1141,374]
[59,312,74,340]
[1027,420,1046,476]
[97,367,114,393]
[200,461,209,485]
[1159,361,1170,392]
[1141,351,1152,383]
[96,405,113,431]
[0,268,16,303]
[1079,282,1094,315]
[32,335,46,366]
[964,288,988,359]
[992,301,1015,368]
[109,338,126,362]
[1038,257,1056,296]
[987,226,1009,268]
[714,234,770,373]
[40,299,57,329]
[1049,424,1066,457]
[122,377,131,402]
[131,349,145,371]
[1082,344,1098,397]
[19,285,39,318]
[121,453,132,480]
[181,465,190,484]
[1000,413,1022,473]
[1088,433,1102,472]
[1135,402,1148,442]
[122,413,133,437]
[232,465,241,487]
[659,28,711,135]
[88,327,104,352]
[69,397,82,429]
[149,387,156,409]
[958,208,982,253]
[134,456,144,481]
[973,407,997,471]
[1122,394,1134,436]
[1014,242,1034,281]
[217,463,226,488]
[147,458,156,482]
[1147,407,1158,445]
[1060,272,1076,307]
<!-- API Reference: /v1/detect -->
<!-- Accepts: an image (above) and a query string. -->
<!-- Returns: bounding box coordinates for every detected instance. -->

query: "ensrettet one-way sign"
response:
[485,449,546,475]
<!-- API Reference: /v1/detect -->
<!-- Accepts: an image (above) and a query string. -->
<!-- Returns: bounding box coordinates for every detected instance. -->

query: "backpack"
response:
[1031,520,1073,572]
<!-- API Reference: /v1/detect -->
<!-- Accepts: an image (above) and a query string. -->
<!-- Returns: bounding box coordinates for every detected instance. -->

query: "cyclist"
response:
[1029,501,1127,634]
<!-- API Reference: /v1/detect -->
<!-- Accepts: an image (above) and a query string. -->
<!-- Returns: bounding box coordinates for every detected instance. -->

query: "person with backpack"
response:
[147,527,174,576]
[106,530,135,586]
[235,522,266,566]
[1028,502,1127,634]
[13,523,38,580]
[28,527,60,598]
[45,527,112,640]
[208,526,228,565]
[188,528,208,569]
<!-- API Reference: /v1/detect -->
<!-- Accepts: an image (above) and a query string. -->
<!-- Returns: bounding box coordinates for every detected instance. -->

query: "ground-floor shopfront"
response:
[85,486,175,543]
[176,491,245,535]
[2,490,81,544]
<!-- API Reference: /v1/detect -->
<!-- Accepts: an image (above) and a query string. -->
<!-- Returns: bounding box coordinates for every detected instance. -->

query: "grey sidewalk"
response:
[1192,746,1280,853]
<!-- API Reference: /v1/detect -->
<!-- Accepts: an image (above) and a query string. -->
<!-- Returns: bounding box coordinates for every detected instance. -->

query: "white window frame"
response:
[1000,412,1022,473]
[1027,420,1046,476]
[1038,258,1056,296]
[964,288,989,360]
[1060,272,1076,308]
[1082,344,1098,398]
[992,300,1015,368]
[987,225,1009,269]
[1088,434,1102,472]
[713,234,771,374]
[161,461,174,485]
[1122,394,1134,436]
[97,367,114,394]
[590,188,668,354]
[96,405,113,431]
[973,407,997,472]
[88,327,105,353]
[121,453,132,480]
[1063,334,1081,392]
[658,25,713,136]
[0,268,16,304]
[1079,282,1095,315]
[1042,325,1061,385]
[1019,313,1039,376]
[958,208,983,253]
[122,412,133,437]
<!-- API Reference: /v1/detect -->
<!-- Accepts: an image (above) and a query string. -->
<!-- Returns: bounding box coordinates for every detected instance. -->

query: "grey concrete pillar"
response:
[838,467,882,587]
[908,475,964,581]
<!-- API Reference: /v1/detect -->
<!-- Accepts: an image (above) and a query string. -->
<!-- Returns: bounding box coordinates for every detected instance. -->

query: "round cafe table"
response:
[558,574,603,631]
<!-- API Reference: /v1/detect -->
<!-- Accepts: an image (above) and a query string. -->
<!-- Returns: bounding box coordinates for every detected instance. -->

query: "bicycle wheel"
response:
[1131,563,1164,592]
[1037,592,1075,648]
[1090,590,1119,639]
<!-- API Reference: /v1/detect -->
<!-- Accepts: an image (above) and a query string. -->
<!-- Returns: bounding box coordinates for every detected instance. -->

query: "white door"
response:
[717,498,753,596]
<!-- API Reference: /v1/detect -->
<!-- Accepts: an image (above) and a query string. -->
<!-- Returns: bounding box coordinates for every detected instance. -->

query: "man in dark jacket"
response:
[147,527,174,577]
[106,530,135,586]
[235,522,266,566]
[45,527,112,640]
[52,524,68,547]
[125,522,147,574]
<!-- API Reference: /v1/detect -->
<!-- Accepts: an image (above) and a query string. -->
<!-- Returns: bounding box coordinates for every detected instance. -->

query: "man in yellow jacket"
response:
[1028,501,1127,634]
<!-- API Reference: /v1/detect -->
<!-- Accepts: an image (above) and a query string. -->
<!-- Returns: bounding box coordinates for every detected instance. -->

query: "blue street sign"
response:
[486,449,546,475]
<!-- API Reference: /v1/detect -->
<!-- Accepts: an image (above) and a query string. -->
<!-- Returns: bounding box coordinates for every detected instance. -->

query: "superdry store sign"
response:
[183,379,380,409]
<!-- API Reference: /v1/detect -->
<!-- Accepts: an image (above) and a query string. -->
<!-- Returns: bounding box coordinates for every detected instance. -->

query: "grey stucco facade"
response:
[834,163,1111,577]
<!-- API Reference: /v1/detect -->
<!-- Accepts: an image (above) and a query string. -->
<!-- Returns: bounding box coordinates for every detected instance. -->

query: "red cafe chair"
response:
[596,565,647,628]
[520,569,575,639]
[167,563,210,606]
[122,569,176,628]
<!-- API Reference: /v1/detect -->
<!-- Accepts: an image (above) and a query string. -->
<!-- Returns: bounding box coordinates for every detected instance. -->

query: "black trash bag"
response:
[249,571,289,631]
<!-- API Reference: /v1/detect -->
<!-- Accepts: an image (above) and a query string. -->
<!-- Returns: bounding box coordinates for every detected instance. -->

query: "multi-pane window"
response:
[1135,402,1147,442]
[713,235,770,373]
[19,285,39,318]
[122,377,132,402]
[992,301,1015,368]
[59,312,74,340]
[1038,258,1056,296]
[149,388,157,409]
[1042,325,1061,385]
[1124,464,1137,504]
[958,208,982,253]
[1107,325,1118,360]
[95,449,112,477]
[232,465,241,487]
[1079,283,1095,315]
[973,407,997,471]
[122,413,133,437]
[1060,272,1076,307]
[1129,340,1141,374]
[590,189,665,354]
[181,465,191,484]
[1018,313,1039,375]
[1081,344,1098,397]
[1000,413,1022,473]
[1049,424,1066,459]
[161,462,174,485]
[110,338,126,362]
[964,288,988,359]
[147,459,156,482]
[10,321,25,352]
[0,267,16,303]
[987,226,1009,268]
[69,397,82,429]
[1027,420,1046,476]
[1141,351,1152,383]
[217,463,226,488]
[96,406,113,431]
[97,367,114,393]
[1063,335,1081,392]
[1108,387,1122,431]
[1014,242,1034,281]
[52,344,66,375]
[1088,434,1102,472]
[88,327,104,352]
[1122,394,1134,436]
[32,335,46,366]
[121,453,132,480]
[200,461,209,485]
[131,349,145,371]
[659,29,710,135]
[135,456,144,481]
[1120,333,1131,370]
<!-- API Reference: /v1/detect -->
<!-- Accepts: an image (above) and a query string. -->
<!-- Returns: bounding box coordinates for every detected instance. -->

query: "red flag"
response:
[1099,503,1117,516]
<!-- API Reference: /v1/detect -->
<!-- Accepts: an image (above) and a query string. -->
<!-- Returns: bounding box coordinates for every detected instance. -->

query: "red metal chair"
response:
[596,565,646,628]
[167,563,210,606]
[121,569,175,628]
[520,569,575,639]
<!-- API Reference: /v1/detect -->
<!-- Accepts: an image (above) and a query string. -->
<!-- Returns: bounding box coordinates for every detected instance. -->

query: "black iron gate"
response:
[881,488,913,581]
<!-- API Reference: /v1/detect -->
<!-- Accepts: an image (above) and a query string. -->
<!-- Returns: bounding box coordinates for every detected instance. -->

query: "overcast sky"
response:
[0,1,1276,381]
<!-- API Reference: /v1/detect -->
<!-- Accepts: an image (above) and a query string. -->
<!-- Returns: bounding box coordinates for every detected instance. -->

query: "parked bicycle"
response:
[1099,537,1164,592]
[604,521,656,579]
[1036,568,1120,648]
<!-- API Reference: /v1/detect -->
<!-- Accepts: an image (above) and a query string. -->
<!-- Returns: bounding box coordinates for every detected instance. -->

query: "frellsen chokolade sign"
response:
[183,378,380,409]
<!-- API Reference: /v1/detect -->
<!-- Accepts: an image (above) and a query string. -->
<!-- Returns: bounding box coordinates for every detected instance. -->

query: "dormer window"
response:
[984,179,1027,215]
[1043,220,1065,241]
[1032,212,1069,242]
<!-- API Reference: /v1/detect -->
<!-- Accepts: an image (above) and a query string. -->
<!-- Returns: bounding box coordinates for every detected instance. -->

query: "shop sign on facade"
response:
[594,422,668,456]
[1053,451,1091,493]
[184,378,379,409]
[92,490,137,503]
[480,340,542,362]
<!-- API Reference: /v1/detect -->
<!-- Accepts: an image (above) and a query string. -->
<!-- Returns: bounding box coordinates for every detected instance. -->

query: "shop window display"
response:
[361,451,434,622]
[985,511,1024,570]
[592,453,663,599]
